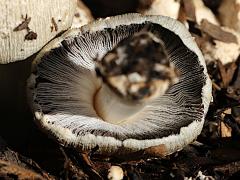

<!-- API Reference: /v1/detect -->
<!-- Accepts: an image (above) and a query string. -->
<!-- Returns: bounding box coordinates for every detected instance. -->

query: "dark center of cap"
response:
[96,28,180,101]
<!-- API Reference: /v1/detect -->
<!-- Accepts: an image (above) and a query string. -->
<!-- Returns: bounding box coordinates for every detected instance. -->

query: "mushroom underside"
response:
[29,16,208,154]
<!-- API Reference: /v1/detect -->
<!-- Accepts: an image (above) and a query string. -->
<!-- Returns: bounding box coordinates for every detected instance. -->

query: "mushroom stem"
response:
[94,83,145,124]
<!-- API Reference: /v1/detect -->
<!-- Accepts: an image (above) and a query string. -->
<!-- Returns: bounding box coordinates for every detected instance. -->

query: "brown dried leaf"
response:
[218,61,228,87]
[177,3,187,23]
[217,61,237,88]
[219,121,232,137]
[212,81,221,91]
[233,61,240,89]
[144,144,167,157]
[0,160,45,180]
[182,0,196,21]
[200,19,238,43]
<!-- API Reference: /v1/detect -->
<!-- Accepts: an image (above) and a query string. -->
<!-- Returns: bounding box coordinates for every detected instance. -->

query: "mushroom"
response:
[0,0,77,64]
[27,13,212,156]
[108,166,124,180]
[138,0,181,19]
[71,0,94,28]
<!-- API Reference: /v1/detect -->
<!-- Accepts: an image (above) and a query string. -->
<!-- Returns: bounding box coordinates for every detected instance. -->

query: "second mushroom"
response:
[27,13,212,156]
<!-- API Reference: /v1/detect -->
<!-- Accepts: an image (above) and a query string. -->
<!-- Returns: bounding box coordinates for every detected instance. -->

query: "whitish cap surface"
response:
[71,0,94,28]
[0,0,76,64]
[138,0,180,19]
[108,166,124,180]
[28,13,212,155]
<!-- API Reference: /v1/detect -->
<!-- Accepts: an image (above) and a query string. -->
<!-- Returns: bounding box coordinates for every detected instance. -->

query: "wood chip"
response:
[177,2,187,23]
[224,114,240,137]
[217,61,237,88]
[212,81,221,91]
[223,108,231,115]
[219,121,232,137]
[233,61,240,89]
[182,0,196,21]
[200,19,238,43]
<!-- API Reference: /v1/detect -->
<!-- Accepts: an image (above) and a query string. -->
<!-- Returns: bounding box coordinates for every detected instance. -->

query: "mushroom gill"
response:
[94,29,179,124]
[27,13,212,155]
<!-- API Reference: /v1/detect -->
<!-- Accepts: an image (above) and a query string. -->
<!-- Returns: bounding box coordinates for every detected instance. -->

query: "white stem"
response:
[94,84,146,124]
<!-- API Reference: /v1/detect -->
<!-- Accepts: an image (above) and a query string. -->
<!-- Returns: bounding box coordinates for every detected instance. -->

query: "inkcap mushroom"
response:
[0,0,77,64]
[27,13,212,156]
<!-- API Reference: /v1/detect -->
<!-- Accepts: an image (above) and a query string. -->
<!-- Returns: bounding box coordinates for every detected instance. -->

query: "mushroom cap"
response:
[0,0,76,64]
[96,30,179,102]
[138,0,180,19]
[71,0,94,28]
[27,13,212,155]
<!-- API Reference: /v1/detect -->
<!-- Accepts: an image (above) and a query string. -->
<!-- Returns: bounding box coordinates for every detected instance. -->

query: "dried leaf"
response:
[200,19,238,43]
[233,60,240,89]
[217,61,237,88]
[182,0,196,21]
[219,121,232,137]
[144,144,167,157]
[0,160,45,180]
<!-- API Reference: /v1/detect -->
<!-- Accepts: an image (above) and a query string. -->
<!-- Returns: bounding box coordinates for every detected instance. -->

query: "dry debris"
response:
[138,0,180,19]
[0,160,46,180]
[200,19,237,43]
[1,0,240,179]
[218,0,240,33]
